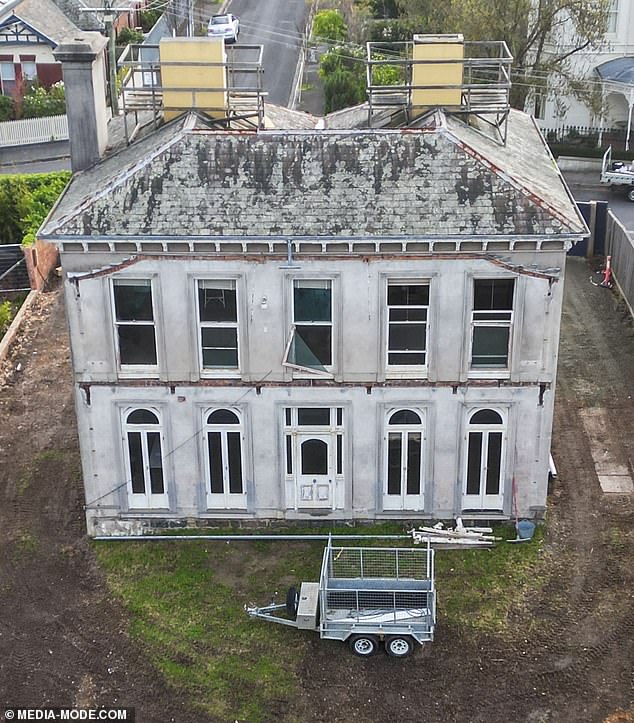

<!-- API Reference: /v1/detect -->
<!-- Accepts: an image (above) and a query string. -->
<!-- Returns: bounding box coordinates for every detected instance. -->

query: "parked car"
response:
[207,14,239,42]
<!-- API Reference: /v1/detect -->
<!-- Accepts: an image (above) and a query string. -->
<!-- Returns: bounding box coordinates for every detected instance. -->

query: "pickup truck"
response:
[600,146,634,201]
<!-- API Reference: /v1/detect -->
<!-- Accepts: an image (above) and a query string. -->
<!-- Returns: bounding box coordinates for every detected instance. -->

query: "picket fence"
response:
[0,114,68,147]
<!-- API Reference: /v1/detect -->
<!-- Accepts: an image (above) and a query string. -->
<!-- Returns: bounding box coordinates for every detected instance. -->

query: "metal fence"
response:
[606,210,634,319]
[0,114,68,147]
[0,245,30,293]
[541,124,627,151]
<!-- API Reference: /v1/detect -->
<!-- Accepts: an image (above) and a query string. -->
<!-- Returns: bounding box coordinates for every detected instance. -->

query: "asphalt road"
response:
[227,0,307,107]
[563,170,634,232]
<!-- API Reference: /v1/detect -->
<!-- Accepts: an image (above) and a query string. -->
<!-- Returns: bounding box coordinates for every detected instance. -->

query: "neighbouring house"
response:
[0,0,142,99]
[38,34,587,537]
[537,0,634,136]
[0,0,101,96]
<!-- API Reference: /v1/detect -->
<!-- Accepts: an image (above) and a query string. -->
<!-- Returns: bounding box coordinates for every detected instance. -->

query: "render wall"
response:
[60,250,566,535]
[79,382,551,537]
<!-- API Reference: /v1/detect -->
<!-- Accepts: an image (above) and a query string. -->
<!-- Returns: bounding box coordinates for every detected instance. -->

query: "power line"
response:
[83,369,273,509]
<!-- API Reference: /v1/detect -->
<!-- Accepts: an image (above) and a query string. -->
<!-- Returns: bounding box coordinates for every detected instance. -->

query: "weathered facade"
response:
[39,101,586,536]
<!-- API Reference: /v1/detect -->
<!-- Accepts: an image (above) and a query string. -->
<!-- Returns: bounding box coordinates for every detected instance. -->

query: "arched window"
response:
[204,408,246,509]
[463,408,505,510]
[123,408,167,509]
[384,409,424,511]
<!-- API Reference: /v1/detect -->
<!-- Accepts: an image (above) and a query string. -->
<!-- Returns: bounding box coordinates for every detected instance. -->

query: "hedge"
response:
[0,172,71,246]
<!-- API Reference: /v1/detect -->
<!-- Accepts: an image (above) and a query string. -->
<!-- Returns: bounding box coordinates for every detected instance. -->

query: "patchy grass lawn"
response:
[94,523,546,721]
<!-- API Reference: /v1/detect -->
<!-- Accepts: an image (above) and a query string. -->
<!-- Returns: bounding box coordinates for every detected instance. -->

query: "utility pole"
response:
[187,0,194,38]
[82,1,126,114]
[104,1,119,114]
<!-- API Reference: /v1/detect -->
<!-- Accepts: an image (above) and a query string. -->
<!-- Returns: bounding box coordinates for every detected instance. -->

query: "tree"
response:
[395,0,611,111]
[320,47,366,112]
[312,9,348,42]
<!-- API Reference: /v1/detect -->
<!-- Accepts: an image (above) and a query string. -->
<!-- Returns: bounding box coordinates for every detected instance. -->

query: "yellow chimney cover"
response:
[411,33,464,114]
[159,37,227,121]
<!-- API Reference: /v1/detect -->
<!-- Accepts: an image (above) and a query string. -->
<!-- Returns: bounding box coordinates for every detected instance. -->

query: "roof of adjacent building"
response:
[596,57,634,85]
[0,0,101,43]
[40,107,586,240]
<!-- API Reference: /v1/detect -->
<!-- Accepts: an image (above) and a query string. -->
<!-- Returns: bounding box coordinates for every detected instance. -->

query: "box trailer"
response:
[246,538,435,657]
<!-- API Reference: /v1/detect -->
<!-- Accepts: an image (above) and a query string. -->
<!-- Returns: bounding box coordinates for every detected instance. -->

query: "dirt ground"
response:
[0,256,633,723]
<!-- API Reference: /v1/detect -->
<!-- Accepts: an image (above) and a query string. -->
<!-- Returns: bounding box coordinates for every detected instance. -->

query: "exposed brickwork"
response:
[24,238,60,291]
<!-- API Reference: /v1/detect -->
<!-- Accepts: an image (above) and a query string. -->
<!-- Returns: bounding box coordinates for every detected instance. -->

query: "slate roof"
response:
[41,109,586,240]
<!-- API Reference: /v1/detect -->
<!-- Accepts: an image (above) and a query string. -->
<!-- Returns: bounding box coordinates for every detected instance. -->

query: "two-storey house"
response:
[39,34,587,536]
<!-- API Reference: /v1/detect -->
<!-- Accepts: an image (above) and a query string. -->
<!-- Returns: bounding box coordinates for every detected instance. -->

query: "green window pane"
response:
[294,286,331,322]
[387,432,401,495]
[201,327,238,368]
[472,327,509,367]
[198,285,237,322]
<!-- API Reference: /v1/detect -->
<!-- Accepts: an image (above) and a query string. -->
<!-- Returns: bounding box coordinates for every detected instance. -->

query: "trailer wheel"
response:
[627,187,634,202]
[348,634,379,657]
[384,635,415,658]
[285,586,299,617]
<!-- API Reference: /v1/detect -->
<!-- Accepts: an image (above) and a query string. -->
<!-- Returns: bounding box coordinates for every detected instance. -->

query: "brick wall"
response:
[24,239,59,291]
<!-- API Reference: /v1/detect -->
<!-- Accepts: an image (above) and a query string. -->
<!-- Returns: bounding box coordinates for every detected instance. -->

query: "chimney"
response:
[159,37,227,121]
[411,34,464,116]
[54,32,109,172]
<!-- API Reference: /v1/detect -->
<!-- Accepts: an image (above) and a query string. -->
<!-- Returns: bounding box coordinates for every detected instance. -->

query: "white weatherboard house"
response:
[537,0,634,133]
[40,35,587,536]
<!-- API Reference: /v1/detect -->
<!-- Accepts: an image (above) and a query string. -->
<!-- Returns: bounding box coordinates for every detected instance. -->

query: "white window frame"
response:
[283,279,334,377]
[607,0,619,34]
[0,61,15,82]
[469,277,515,376]
[122,407,169,509]
[197,279,241,377]
[462,408,506,511]
[111,278,159,376]
[383,408,425,511]
[385,280,430,376]
[21,60,36,80]
[203,407,247,509]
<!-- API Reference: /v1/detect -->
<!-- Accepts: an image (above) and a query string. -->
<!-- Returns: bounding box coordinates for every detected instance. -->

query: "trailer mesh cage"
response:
[325,546,429,580]
[321,542,434,620]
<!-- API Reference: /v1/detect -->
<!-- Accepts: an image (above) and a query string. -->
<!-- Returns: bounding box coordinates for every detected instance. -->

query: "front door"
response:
[297,433,333,508]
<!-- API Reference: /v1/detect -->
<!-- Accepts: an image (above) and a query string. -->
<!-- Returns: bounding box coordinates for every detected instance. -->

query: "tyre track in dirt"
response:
[1,262,633,723]
[297,258,634,723]
[0,287,206,722]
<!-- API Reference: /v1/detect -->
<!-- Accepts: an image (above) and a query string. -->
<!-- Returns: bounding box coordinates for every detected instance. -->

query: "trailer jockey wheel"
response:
[348,634,380,657]
[384,635,415,658]
[285,586,299,618]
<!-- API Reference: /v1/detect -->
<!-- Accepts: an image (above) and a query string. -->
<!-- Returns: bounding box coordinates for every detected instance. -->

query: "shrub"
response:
[324,67,365,113]
[0,300,13,336]
[320,46,401,113]
[0,94,14,122]
[21,82,66,119]
[139,9,161,33]
[0,172,71,246]
[312,9,348,42]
